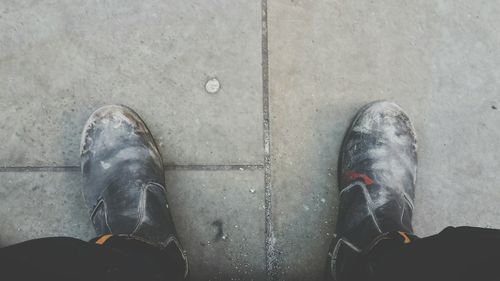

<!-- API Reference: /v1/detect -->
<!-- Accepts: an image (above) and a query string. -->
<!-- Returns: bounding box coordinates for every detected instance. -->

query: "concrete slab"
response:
[0,170,266,280]
[166,170,266,281]
[0,0,263,166]
[268,0,500,280]
[0,171,94,246]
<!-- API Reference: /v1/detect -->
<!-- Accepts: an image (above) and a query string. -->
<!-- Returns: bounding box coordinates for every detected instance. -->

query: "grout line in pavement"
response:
[261,0,279,280]
[0,166,81,172]
[0,164,264,173]
[165,164,264,171]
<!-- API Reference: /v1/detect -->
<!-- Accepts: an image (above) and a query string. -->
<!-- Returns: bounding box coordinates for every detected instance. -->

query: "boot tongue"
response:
[132,182,178,246]
[92,180,176,247]
[337,182,384,250]
[88,154,156,234]
[98,179,144,234]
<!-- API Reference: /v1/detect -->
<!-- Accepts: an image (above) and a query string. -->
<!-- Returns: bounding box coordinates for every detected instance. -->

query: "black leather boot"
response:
[327,101,417,280]
[80,105,187,276]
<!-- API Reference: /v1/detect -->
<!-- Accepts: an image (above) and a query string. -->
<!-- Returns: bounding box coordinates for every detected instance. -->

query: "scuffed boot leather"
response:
[81,105,187,277]
[327,101,417,281]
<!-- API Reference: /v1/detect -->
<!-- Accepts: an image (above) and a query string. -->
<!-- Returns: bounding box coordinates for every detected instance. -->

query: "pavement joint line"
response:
[0,166,80,172]
[261,0,279,280]
[0,164,264,173]
[165,164,264,171]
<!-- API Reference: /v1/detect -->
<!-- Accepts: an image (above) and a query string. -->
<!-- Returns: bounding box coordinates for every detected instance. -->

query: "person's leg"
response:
[336,226,500,281]
[0,105,188,280]
[0,235,186,281]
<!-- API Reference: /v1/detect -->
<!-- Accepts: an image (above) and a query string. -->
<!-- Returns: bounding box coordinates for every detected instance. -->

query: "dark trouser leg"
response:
[341,226,500,281]
[0,235,186,281]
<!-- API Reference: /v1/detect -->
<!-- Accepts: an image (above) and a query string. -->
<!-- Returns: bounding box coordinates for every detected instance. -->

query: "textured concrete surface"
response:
[0,172,94,245]
[1,0,500,280]
[269,0,500,280]
[0,0,262,166]
[166,170,266,281]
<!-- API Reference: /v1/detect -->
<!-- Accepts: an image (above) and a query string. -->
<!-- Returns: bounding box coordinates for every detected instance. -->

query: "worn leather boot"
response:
[327,101,417,281]
[80,105,187,277]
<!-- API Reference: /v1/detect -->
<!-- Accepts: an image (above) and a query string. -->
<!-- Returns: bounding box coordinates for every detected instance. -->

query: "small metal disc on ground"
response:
[205,78,221,94]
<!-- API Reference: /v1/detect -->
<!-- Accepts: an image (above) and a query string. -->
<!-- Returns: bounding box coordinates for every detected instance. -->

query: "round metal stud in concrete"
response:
[205,78,221,94]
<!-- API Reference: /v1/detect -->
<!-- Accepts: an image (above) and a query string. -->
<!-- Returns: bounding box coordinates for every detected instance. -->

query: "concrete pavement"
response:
[1,0,500,280]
